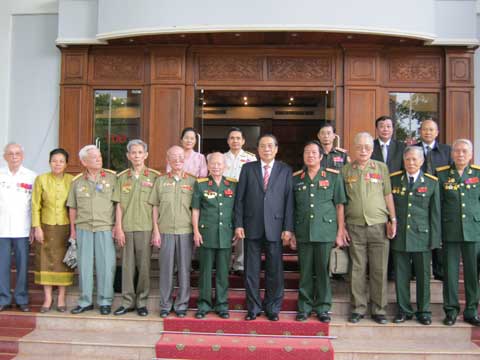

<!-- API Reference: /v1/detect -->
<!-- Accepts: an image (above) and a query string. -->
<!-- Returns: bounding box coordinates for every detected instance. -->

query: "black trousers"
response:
[244,238,284,315]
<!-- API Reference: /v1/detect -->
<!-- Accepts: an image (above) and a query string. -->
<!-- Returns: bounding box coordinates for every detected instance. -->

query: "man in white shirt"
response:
[0,143,36,312]
[223,127,256,275]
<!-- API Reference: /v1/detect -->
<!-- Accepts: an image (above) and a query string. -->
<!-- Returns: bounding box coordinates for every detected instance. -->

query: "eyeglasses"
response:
[5,152,22,157]
[354,145,372,151]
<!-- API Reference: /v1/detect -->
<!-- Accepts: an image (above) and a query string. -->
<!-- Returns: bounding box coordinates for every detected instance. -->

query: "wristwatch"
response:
[389,217,397,223]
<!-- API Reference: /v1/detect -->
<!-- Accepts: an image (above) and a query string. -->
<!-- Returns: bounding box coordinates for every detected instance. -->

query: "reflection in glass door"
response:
[93,89,142,171]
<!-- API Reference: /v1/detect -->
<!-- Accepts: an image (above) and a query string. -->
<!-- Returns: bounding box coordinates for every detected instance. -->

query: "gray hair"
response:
[78,145,99,161]
[126,139,148,153]
[452,139,473,153]
[166,145,184,159]
[353,132,374,147]
[403,146,424,160]
[4,142,24,154]
[206,152,226,165]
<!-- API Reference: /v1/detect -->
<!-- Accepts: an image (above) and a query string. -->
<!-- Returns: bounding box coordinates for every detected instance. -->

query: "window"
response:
[389,92,439,143]
[93,90,142,171]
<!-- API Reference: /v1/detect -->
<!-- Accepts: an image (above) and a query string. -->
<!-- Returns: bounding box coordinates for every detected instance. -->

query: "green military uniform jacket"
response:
[321,147,349,170]
[437,164,480,243]
[112,167,160,232]
[293,167,346,243]
[342,159,391,226]
[66,169,117,232]
[390,170,441,252]
[191,176,237,249]
[148,171,195,235]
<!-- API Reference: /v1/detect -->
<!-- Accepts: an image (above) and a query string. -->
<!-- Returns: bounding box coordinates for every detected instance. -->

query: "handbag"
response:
[329,246,349,275]
[63,238,77,269]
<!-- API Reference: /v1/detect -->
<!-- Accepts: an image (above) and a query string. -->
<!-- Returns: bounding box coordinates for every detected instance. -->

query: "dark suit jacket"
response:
[371,139,405,173]
[415,141,452,175]
[234,160,294,242]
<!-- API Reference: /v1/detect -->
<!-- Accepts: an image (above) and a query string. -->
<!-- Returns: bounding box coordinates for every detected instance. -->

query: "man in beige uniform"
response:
[67,145,117,315]
[113,140,160,317]
[149,146,196,318]
[341,132,397,324]
[223,127,256,275]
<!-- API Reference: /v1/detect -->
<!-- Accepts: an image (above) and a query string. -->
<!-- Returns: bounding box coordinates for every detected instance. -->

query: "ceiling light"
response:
[243,96,248,101]
[203,101,206,105]
[200,89,204,94]
[291,33,298,37]
[290,97,294,101]
[326,90,329,94]
[244,102,248,106]
[235,33,241,37]
[288,102,292,106]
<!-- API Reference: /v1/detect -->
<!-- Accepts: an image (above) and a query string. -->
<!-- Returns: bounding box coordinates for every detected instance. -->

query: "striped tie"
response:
[263,165,270,190]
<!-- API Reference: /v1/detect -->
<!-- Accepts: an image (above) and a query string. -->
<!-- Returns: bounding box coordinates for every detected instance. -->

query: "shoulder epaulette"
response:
[390,170,403,177]
[117,169,129,177]
[225,177,238,183]
[197,177,209,183]
[335,147,347,153]
[104,169,116,175]
[292,169,304,177]
[72,173,83,182]
[184,172,196,178]
[149,168,161,176]
[326,167,340,174]
[470,164,480,170]
[436,165,451,172]
[424,173,438,181]
[245,151,256,157]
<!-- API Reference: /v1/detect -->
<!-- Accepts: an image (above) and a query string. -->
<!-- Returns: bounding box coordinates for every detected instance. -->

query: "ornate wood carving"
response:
[446,55,473,86]
[153,56,182,80]
[61,49,88,84]
[91,53,144,82]
[267,56,332,81]
[389,57,440,82]
[198,55,263,81]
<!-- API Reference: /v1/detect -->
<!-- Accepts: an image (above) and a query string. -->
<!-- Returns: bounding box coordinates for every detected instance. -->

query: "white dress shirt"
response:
[223,149,257,180]
[0,166,37,237]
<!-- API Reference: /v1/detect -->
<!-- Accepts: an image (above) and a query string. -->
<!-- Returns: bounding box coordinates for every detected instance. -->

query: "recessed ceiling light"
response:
[399,39,406,43]
[291,33,298,37]
[347,35,353,39]
[288,102,292,106]
[129,39,134,43]
[244,102,248,106]
[235,33,241,37]
[180,34,186,38]
[243,96,248,101]
[290,97,294,101]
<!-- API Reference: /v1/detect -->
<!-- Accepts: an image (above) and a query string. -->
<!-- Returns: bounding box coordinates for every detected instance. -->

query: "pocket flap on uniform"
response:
[474,215,480,222]
[417,226,429,233]
[322,216,334,223]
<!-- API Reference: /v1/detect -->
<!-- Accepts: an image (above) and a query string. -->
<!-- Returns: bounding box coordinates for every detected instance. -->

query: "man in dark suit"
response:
[371,116,405,280]
[234,134,294,321]
[372,116,405,173]
[415,118,452,281]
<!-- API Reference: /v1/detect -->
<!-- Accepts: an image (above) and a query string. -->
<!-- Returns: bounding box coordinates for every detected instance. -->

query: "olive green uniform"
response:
[112,167,160,309]
[438,164,480,319]
[148,172,195,313]
[390,171,440,318]
[66,169,117,307]
[191,176,237,313]
[293,168,346,314]
[321,147,349,170]
[342,160,391,316]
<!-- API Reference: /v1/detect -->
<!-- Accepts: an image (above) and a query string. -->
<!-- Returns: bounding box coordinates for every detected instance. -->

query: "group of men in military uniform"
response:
[65,118,480,328]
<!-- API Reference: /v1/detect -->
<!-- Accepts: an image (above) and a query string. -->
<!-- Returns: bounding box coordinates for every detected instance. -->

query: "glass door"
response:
[93,89,142,171]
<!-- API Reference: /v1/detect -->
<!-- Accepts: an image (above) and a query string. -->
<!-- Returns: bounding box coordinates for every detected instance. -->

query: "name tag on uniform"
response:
[333,156,343,163]
[142,181,153,188]
[319,180,329,188]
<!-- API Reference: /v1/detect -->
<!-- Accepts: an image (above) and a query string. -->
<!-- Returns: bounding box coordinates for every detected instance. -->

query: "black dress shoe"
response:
[217,311,229,319]
[348,313,364,323]
[372,314,388,324]
[296,312,309,321]
[266,313,279,321]
[464,316,480,326]
[175,310,186,318]
[71,304,94,314]
[137,307,148,316]
[318,312,331,323]
[17,304,30,312]
[433,274,444,281]
[231,270,244,276]
[114,306,135,316]
[443,314,456,326]
[245,312,260,321]
[100,306,111,315]
[0,304,11,312]
[160,310,169,318]
[393,313,413,323]
[417,315,432,325]
[195,311,206,319]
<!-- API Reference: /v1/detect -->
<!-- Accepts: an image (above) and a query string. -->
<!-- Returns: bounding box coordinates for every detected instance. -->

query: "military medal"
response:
[96,183,104,192]
[319,180,329,188]
[417,187,427,193]
[224,188,234,197]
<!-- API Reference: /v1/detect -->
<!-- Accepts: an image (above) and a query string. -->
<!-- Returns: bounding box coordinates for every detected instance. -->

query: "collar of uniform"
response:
[352,159,375,170]
[6,165,26,177]
[227,149,244,159]
[128,167,149,178]
[84,169,106,180]
[167,171,186,180]
[405,170,421,183]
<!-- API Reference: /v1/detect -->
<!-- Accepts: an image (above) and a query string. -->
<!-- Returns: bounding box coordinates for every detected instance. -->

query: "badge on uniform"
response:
[142,181,153,188]
[333,156,343,163]
[224,188,234,197]
[95,183,104,192]
[122,183,132,193]
[318,180,329,188]
[465,177,479,185]
[203,190,217,199]
[417,187,427,193]
[181,185,193,191]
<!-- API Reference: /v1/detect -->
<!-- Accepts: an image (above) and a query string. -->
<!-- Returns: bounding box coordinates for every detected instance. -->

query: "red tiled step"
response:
[0,314,36,329]
[156,332,333,360]
[0,354,15,360]
[163,311,329,336]
[0,340,17,355]
[187,288,298,311]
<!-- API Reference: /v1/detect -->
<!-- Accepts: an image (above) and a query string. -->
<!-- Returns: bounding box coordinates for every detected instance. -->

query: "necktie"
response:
[263,165,270,191]
[409,176,414,190]
[425,146,433,174]
[381,144,388,163]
